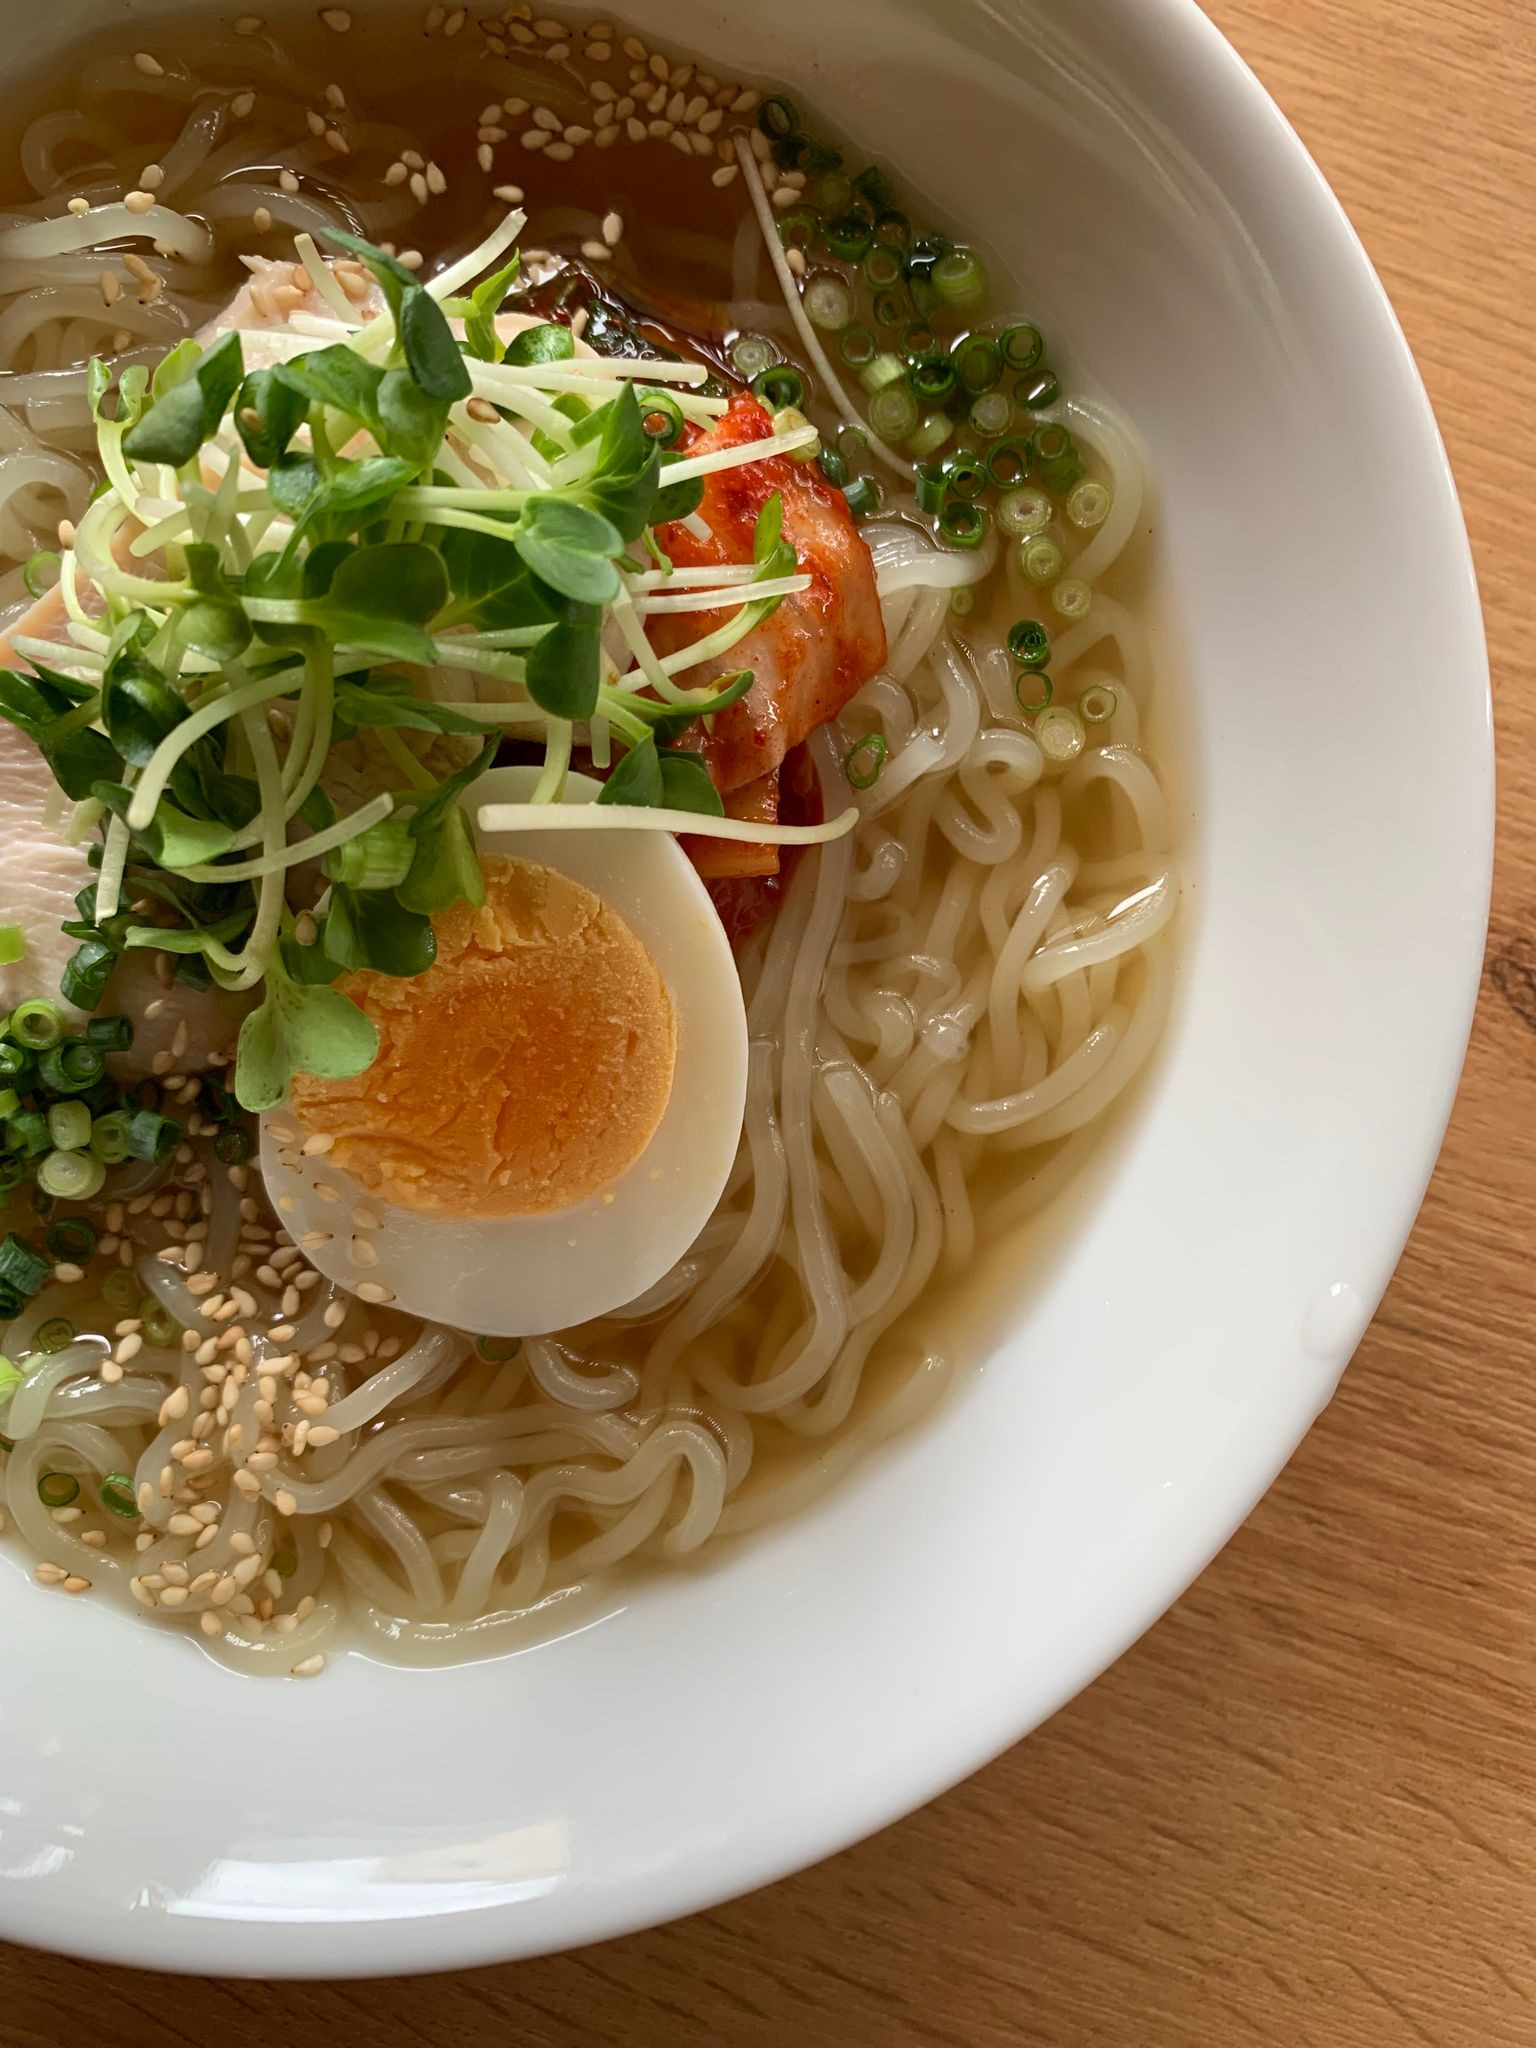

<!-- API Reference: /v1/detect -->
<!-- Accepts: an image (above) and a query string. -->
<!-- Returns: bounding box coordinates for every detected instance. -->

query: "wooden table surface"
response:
[3,1,1532,2040]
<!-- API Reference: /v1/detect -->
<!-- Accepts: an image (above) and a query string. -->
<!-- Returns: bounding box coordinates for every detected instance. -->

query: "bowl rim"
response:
[0,0,1493,1978]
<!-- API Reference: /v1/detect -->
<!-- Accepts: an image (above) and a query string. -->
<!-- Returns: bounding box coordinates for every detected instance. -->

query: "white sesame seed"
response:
[274,1489,298,1517]
[158,1584,189,1607]
[305,108,328,136]
[232,1554,264,1587]
[324,128,349,155]
[67,196,91,215]
[666,90,685,121]
[62,1576,91,1596]
[587,41,611,60]
[35,1563,67,1586]
[134,51,165,76]
[50,1506,83,1524]
[231,90,256,117]
[698,108,724,134]
[357,1282,393,1304]
[546,42,571,60]
[533,105,562,131]
[444,5,466,34]
[201,1611,224,1637]
[320,6,353,27]
[101,1360,125,1385]
[426,160,447,194]
[52,1261,84,1284]
[648,118,674,139]
[326,82,346,108]
[786,247,807,277]
[494,183,524,204]
[668,130,693,155]
[602,209,623,246]
[711,163,740,188]
[595,124,619,148]
[253,204,273,233]
[167,1512,200,1536]
[563,125,592,145]
[615,96,635,118]
[306,1425,342,1448]
[733,88,762,112]
[625,117,646,142]
[409,170,430,204]
[649,51,668,78]
[688,131,714,157]
[292,1655,326,1678]
[80,1529,106,1549]
[622,35,646,57]
[532,14,562,33]
[478,143,495,172]
[590,79,615,102]
[234,13,264,28]
[581,239,611,263]
[279,169,301,194]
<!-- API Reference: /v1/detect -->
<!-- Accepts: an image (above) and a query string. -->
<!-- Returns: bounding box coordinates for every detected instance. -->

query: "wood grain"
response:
[2,1,1532,2039]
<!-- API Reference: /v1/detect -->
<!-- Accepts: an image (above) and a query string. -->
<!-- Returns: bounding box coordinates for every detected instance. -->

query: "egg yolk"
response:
[290,855,676,1218]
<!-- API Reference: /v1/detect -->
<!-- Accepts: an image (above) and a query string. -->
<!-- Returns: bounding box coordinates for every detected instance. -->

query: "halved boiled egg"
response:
[258,767,748,1335]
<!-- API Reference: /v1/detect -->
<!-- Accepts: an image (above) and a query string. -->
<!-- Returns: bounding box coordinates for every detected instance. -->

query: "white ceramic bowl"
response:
[0,0,1490,1976]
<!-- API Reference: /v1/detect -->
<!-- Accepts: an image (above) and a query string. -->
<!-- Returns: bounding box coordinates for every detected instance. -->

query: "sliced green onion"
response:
[100,1472,138,1517]
[907,354,958,403]
[932,247,989,311]
[953,333,1003,396]
[37,1471,79,1508]
[730,332,778,381]
[772,406,820,461]
[986,437,1035,489]
[775,206,820,252]
[1067,479,1113,530]
[1021,536,1065,584]
[758,94,798,140]
[476,1334,522,1362]
[8,999,63,1051]
[39,1041,106,1094]
[82,1015,133,1052]
[44,1217,96,1264]
[637,388,686,446]
[750,364,805,412]
[1030,422,1073,465]
[816,170,855,213]
[870,287,910,331]
[914,461,948,515]
[900,322,939,360]
[272,1546,299,1579]
[60,940,116,1012]
[214,1126,253,1165]
[1015,670,1054,715]
[945,454,988,502]
[999,323,1044,373]
[907,411,955,460]
[0,926,23,968]
[1008,619,1052,670]
[868,384,919,441]
[823,212,873,262]
[1079,683,1118,725]
[0,1043,30,1080]
[861,246,903,290]
[949,587,976,617]
[853,165,890,209]
[969,390,1012,438]
[36,1317,75,1353]
[1017,369,1062,411]
[873,208,910,248]
[140,1301,179,1347]
[817,447,850,488]
[843,733,888,789]
[859,351,906,395]
[0,1088,17,1123]
[38,1150,106,1201]
[839,325,876,369]
[1053,578,1093,621]
[0,1234,50,1299]
[938,500,989,550]
[804,274,855,332]
[101,1269,140,1314]
[1035,703,1086,765]
[23,549,61,599]
[6,1110,48,1158]
[837,423,869,460]
[89,1110,134,1164]
[843,475,883,520]
[47,1101,91,1153]
[126,1110,181,1163]
[998,486,1052,538]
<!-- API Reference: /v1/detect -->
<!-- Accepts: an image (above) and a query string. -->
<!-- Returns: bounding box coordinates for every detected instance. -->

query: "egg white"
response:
[259,767,749,1336]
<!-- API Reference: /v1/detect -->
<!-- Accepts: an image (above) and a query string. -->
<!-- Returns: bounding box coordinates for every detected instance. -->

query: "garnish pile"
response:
[0,217,814,1111]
